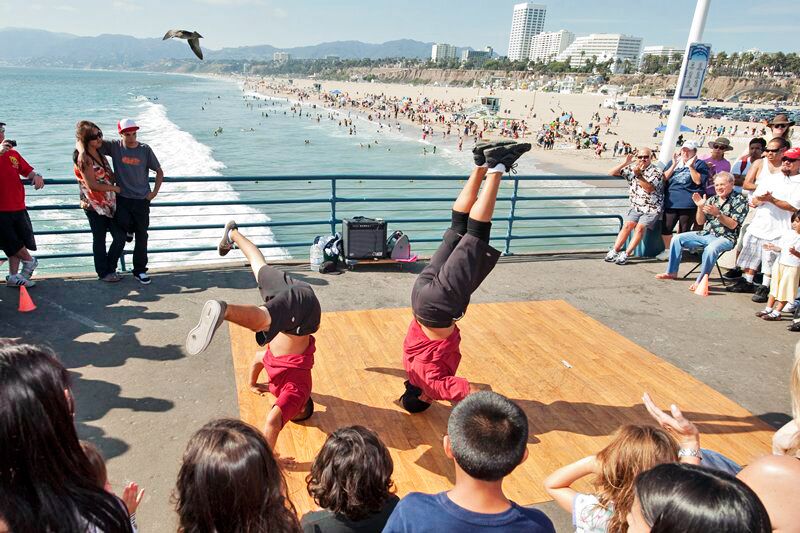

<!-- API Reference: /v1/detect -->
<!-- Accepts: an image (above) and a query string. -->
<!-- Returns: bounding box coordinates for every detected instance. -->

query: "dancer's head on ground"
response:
[174,418,300,533]
[628,463,770,533]
[445,391,528,482]
[594,425,679,533]
[400,379,431,413]
[306,425,395,521]
[0,342,132,532]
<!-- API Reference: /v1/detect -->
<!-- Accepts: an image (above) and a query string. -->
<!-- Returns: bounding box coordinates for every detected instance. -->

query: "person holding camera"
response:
[0,122,44,288]
[605,147,664,265]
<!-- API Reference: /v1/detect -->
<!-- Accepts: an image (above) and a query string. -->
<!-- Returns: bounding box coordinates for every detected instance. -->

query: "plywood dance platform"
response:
[229,300,773,515]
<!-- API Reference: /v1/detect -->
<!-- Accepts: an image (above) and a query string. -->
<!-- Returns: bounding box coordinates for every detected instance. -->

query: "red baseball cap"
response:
[783,147,800,161]
[117,118,139,133]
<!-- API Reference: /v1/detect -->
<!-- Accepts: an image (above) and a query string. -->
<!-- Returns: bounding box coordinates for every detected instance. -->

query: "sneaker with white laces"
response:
[604,249,619,262]
[655,250,670,261]
[783,302,796,314]
[615,251,629,265]
[6,273,35,288]
[21,257,38,279]
[134,272,151,285]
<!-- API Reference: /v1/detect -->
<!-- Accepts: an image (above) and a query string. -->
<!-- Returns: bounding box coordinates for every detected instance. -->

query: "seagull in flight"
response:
[163,29,204,60]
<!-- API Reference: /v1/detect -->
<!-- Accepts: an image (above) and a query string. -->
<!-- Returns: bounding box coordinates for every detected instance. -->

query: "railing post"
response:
[504,177,520,255]
[330,177,337,236]
[119,252,127,272]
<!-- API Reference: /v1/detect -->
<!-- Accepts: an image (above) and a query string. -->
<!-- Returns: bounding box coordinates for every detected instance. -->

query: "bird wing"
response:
[188,38,204,60]
[163,29,179,40]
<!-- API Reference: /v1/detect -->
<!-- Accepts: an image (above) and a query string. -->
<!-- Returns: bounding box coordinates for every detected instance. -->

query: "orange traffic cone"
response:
[18,285,36,312]
[693,274,709,297]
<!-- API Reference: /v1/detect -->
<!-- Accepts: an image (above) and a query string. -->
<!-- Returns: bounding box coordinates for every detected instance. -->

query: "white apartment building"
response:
[555,33,643,68]
[461,46,494,63]
[529,30,575,63]
[507,3,546,61]
[431,43,457,62]
[273,51,291,62]
[640,45,684,66]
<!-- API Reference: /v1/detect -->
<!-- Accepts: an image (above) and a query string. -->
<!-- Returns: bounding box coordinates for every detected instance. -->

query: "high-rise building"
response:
[507,3,547,61]
[529,30,574,63]
[640,45,684,67]
[461,46,494,64]
[431,43,457,62]
[555,33,643,69]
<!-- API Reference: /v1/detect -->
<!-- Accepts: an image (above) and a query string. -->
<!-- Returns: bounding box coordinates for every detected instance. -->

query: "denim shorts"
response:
[624,208,660,230]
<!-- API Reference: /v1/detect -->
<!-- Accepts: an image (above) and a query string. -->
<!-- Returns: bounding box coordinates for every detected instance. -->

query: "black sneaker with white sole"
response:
[218,220,239,256]
[186,300,228,355]
[484,143,532,172]
[722,267,742,280]
[472,140,516,166]
[135,272,151,285]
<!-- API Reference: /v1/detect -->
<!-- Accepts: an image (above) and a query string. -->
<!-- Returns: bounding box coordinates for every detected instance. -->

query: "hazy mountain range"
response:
[0,28,474,67]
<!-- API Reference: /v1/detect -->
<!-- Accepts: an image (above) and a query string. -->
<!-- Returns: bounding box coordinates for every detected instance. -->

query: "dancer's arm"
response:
[249,351,270,395]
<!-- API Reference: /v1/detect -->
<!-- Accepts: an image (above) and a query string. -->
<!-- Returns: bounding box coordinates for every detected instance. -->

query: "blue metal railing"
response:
[25,174,627,272]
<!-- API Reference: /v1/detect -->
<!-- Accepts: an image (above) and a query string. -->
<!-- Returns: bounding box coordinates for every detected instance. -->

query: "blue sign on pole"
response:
[679,43,711,100]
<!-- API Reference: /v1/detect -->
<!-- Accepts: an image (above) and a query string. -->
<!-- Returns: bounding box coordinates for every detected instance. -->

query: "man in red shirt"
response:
[401,141,531,413]
[0,122,44,288]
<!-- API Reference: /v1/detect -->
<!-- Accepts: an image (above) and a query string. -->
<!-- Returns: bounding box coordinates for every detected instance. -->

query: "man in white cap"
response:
[656,140,711,260]
[82,118,163,284]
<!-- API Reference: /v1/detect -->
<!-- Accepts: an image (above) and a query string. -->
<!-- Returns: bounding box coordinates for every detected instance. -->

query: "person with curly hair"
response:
[301,426,398,532]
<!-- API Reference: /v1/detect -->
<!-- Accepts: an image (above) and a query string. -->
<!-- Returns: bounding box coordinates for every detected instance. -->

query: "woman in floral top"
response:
[73,121,125,282]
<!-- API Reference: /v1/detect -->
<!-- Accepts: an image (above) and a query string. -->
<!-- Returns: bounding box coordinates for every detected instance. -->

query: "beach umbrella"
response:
[329,89,342,95]
[655,124,693,133]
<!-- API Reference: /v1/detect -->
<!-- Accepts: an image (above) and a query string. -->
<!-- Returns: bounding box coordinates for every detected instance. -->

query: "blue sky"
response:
[1,0,796,54]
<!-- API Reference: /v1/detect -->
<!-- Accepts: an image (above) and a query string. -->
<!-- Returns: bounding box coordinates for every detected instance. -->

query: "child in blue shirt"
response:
[383,392,555,533]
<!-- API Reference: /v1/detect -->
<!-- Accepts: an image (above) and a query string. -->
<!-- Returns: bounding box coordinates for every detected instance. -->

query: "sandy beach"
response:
[241,76,799,176]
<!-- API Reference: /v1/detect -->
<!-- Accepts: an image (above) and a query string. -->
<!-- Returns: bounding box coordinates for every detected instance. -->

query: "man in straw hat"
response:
[700,136,733,197]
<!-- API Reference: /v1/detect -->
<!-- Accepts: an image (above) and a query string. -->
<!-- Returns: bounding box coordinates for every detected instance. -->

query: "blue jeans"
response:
[667,232,734,283]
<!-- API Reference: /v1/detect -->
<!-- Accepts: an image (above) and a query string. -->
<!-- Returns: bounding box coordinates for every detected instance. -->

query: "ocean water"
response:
[2,67,500,274]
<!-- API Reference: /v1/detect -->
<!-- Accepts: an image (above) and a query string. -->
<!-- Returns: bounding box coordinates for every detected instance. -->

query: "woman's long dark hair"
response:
[174,418,301,533]
[0,343,132,533]
[634,463,771,533]
[306,425,395,521]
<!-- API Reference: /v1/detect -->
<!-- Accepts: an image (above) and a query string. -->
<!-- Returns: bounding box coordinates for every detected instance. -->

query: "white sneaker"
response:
[6,274,36,288]
[21,257,38,279]
[655,250,670,261]
[615,251,629,265]
[604,249,619,262]
[784,302,796,314]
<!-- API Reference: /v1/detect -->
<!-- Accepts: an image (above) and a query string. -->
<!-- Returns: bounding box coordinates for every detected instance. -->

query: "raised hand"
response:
[624,153,634,165]
[692,192,706,207]
[121,481,144,515]
[642,392,699,446]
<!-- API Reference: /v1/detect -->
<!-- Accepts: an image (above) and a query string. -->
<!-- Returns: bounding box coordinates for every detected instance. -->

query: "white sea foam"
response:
[131,99,289,265]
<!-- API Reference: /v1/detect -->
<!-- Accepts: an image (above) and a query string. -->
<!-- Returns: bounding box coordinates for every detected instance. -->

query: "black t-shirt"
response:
[300,495,399,533]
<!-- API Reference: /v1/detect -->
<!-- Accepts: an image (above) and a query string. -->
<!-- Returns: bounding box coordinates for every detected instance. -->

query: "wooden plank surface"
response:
[229,300,774,515]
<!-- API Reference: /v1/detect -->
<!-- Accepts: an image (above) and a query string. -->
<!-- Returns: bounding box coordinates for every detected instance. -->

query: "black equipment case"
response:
[342,217,387,259]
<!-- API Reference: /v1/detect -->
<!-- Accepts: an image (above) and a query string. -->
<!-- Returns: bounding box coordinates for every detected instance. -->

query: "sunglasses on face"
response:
[636,155,650,160]
[87,131,103,141]
[710,144,724,149]
[765,148,784,153]
[773,124,789,129]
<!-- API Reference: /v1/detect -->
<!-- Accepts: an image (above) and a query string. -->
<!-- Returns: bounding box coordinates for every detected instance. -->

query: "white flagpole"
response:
[657,0,711,168]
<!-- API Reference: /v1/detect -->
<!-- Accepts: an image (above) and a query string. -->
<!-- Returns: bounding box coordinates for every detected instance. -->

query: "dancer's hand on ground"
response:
[249,382,270,396]
[121,481,144,515]
[642,392,700,447]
